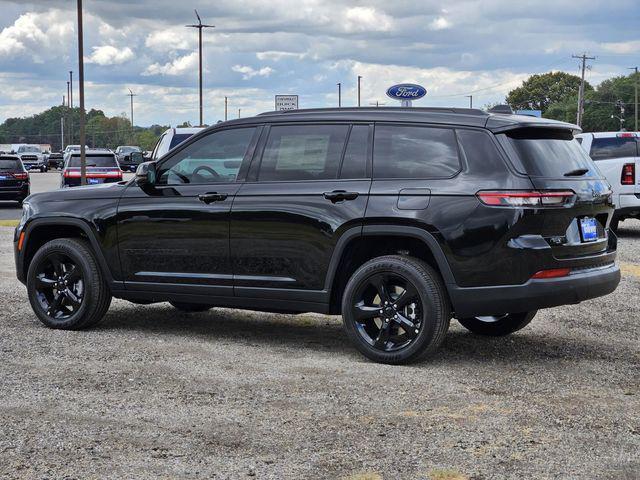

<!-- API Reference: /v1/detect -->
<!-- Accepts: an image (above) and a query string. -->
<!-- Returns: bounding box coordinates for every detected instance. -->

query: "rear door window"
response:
[498,128,598,178]
[340,125,369,179]
[373,125,460,179]
[258,124,349,181]
[589,137,638,160]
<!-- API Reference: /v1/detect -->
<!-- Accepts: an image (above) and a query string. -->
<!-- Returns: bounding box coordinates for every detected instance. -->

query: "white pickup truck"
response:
[575,131,639,231]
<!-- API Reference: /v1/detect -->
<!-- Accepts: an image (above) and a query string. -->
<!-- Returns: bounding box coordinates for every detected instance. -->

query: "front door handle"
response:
[323,190,359,203]
[198,192,228,204]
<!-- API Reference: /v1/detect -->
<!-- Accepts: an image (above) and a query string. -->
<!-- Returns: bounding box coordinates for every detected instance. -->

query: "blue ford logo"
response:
[386,84,427,101]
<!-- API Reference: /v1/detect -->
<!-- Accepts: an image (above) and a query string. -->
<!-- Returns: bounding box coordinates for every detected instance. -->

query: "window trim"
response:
[371,122,463,180]
[155,125,261,187]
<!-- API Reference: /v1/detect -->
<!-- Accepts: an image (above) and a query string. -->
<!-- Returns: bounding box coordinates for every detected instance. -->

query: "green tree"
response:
[506,72,591,114]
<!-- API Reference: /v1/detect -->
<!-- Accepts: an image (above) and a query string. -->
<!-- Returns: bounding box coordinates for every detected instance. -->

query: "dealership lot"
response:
[0,220,638,478]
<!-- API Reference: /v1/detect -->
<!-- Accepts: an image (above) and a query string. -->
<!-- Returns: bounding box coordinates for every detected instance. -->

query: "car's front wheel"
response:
[457,311,537,336]
[27,238,112,329]
[341,255,451,365]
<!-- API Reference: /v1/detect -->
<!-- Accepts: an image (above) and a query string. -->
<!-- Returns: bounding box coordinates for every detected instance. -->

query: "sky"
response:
[0,0,638,127]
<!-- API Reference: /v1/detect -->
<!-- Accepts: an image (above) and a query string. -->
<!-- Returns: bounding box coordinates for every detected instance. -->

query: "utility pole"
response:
[337,82,341,107]
[127,88,137,140]
[69,71,73,108]
[76,0,86,185]
[629,67,638,131]
[67,81,70,107]
[357,76,362,107]
[224,96,228,121]
[186,10,214,127]
[573,53,595,127]
[465,95,473,108]
[238,108,241,119]
[60,116,64,151]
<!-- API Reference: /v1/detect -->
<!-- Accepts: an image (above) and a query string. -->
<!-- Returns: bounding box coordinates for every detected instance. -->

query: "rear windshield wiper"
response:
[563,168,589,177]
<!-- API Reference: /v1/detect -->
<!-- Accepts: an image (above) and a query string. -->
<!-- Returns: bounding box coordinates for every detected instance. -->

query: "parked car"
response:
[149,127,203,160]
[15,145,47,172]
[60,150,123,188]
[62,145,89,165]
[575,131,639,231]
[48,151,64,169]
[116,147,145,172]
[0,154,29,204]
[15,107,620,364]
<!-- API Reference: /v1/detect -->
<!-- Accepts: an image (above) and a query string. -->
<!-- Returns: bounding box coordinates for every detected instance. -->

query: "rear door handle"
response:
[198,192,228,204]
[323,190,359,203]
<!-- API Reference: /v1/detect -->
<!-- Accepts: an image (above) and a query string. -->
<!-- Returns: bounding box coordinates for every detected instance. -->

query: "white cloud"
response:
[256,51,306,61]
[86,45,134,65]
[344,7,394,33]
[600,40,640,54]
[429,16,452,30]
[143,52,199,76]
[231,65,275,80]
[0,11,74,61]
[145,28,191,52]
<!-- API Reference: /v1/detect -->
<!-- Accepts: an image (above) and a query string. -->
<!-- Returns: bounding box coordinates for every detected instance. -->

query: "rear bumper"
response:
[0,185,29,200]
[449,263,621,318]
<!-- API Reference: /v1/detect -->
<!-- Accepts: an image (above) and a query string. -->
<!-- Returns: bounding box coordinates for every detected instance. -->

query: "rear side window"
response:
[259,125,349,181]
[340,125,369,179]
[456,129,506,173]
[590,137,638,160]
[0,159,21,169]
[68,155,118,167]
[373,125,460,179]
[169,133,194,149]
[499,128,597,178]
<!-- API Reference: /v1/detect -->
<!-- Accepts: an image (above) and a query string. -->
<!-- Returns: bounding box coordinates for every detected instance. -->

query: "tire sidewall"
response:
[27,240,96,329]
[342,258,445,364]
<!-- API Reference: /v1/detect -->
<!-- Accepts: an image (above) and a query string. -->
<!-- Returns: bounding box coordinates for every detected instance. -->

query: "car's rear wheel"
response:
[457,311,537,336]
[169,302,214,313]
[27,238,111,329]
[341,255,451,365]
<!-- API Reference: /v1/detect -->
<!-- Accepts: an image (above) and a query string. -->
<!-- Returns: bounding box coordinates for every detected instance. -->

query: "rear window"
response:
[0,159,21,169]
[500,128,597,178]
[589,137,638,161]
[68,155,118,167]
[373,125,460,179]
[169,134,194,149]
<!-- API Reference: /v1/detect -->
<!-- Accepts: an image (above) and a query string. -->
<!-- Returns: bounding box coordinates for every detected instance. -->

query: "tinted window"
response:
[501,128,597,178]
[169,133,194,149]
[0,159,21,169]
[590,137,638,160]
[68,155,118,167]
[373,125,460,179]
[158,127,256,184]
[259,125,348,181]
[456,129,506,173]
[340,125,369,179]
[18,146,39,153]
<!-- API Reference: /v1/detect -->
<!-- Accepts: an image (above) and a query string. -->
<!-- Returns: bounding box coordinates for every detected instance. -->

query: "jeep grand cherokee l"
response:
[14,107,620,364]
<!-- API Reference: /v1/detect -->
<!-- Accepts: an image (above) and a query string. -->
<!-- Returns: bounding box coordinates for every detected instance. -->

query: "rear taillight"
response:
[621,163,635,185]
[476,190,575,208]
[12,172,28,180]
[531,268,571,279]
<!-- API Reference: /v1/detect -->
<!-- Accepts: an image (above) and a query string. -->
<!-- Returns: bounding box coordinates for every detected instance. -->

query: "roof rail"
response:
[257,106,488,117]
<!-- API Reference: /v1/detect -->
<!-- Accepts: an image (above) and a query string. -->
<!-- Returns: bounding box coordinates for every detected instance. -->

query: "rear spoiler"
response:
[486,115,581,135]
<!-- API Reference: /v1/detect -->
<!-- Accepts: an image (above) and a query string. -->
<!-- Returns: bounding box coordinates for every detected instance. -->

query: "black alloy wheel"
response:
[33,252,84,320]
[342,255,451,364]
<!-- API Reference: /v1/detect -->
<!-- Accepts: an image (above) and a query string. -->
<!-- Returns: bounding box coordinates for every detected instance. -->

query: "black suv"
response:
[14,108,620,364]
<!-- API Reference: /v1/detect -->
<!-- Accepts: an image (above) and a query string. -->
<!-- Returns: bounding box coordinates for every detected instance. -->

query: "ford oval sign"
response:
[386,84,427,101]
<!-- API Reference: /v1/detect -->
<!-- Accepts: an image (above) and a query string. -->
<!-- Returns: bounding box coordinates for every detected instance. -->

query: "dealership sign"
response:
[386,84,427,107]
[275,95,299,111]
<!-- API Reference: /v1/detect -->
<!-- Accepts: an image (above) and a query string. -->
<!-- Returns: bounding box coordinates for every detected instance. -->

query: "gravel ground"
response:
[0,223,638,480]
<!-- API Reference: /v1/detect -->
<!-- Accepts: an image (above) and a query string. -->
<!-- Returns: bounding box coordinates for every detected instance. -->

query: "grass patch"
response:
[0,219,19,227]
[621,262,640,278]
[429,470,469,480]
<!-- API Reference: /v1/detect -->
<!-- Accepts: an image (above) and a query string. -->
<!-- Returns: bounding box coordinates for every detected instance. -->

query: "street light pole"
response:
[76,0,86,185]
[357,76,362,107]
[224,96,228,121]
[186,10,214,127]
[127,88,137,141]
[465,95,473,108]
[337,82,341,107]
[629,66,638,131]
[69,71,73,108]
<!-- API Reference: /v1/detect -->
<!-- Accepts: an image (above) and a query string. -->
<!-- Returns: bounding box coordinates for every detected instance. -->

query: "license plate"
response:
[87,178,100,184]
[580,217,598,242]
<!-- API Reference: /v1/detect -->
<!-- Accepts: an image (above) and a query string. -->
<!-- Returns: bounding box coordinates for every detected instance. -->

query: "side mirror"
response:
[135,161,157,187]
[130,151,144,163]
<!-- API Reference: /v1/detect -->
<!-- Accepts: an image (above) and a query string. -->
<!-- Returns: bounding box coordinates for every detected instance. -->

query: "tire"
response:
[341,255,451,365]
[458,311,537,337]
[27,238,112,330]
[169,301,213,313]
[610,216,619,234]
